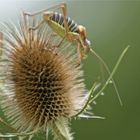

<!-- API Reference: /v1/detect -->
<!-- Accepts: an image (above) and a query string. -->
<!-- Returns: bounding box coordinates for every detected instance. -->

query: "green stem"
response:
[90,47,123,105]
[74,45,130,117]
[91,45,130,102]
[74,82,100,117]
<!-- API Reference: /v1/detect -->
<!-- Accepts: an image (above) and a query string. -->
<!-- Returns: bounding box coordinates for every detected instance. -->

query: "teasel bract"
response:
[0,14,89,139]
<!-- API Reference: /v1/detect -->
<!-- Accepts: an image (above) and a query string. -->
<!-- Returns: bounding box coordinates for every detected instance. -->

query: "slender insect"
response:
[23,3,91,65]
[23,3,122,105]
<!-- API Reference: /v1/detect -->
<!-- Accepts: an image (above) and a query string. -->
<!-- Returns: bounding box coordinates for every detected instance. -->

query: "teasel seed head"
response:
[0,17,86,134]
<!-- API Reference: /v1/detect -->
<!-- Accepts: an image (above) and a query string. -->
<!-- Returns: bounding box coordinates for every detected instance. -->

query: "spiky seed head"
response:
[0,17,86,132]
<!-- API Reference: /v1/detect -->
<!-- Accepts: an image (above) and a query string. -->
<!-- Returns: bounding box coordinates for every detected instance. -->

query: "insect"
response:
[23,3,122,105]
[23,3,91,65]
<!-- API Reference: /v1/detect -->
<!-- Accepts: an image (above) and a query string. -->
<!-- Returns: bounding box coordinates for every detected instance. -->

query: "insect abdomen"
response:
[51,12,78,33]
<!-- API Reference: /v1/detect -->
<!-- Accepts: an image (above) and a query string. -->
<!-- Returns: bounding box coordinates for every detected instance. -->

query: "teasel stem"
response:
[51,119,73,140]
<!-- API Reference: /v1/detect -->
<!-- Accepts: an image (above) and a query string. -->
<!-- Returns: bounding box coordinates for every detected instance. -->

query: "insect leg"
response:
[29,20,45,31]
[23,3,70,39]
[76,43,82,65]
[60,4,70,36]
[56,36,66,48]
[75,34,89,58]
[23,3,69,33]
[23,3,67,17]
[70,34,85,64]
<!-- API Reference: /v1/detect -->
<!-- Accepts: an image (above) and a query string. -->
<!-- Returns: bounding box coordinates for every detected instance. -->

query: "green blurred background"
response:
[0,0,139,140]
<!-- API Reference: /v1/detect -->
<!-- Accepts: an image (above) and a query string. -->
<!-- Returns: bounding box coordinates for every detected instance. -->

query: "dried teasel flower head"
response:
[0,15,87,135]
